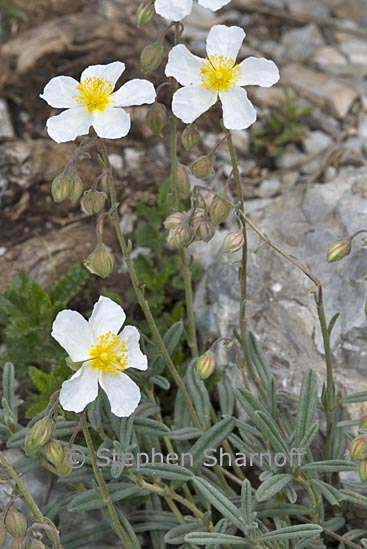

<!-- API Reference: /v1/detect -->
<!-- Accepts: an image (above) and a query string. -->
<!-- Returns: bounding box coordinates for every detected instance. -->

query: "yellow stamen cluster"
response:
[89,331,128,375]
[74,77,113,113]
[200,55,240,93]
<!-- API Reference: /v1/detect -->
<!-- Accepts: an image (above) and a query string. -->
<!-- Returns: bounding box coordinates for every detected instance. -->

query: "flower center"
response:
[74,77,114,113]
[200,55,240,93]
[88,331,128,375]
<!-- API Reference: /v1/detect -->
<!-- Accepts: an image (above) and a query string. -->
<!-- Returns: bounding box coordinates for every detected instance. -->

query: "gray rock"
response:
[281,24,325,61]
[194,167,367,420]
[303,130,332,155]
[288,0,330,17]
[257,178,281,198]
[0,100,14,139]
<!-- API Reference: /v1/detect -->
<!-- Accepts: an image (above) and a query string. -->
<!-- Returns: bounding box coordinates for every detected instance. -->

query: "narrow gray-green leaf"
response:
[185,362,210,430]
[294,370,317,447]
[163,321,184,355]
[300,460,357,473]
[134,463,193,481]
[189,417,234,471]
[185,532,246,546]
[310,479,346,506]
[256,474,293,502]
[260,524,323,542]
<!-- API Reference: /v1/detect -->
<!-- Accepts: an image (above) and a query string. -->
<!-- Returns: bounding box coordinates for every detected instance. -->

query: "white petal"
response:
[172,86,217,124]
[238,57,280,87]
[89,296,126,338]
[40,76,79,108]
[59,363,99,413]
[52,310,94,361]
[80,61,125,87]
[219,87,257,130]
[155,0,192,20]
[165,45,202,86]
[206,25,245,60]
[92,107,130,139]
[112,79,156,107]
[199,0,231,10]
[99,372,141,417]
[120,326,148,371]
[46,108,92,143]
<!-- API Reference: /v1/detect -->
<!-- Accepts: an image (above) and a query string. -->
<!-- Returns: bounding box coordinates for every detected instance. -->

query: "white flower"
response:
[40,61,156,143]
[155,0,231,21]
[52,296,148,417]
[165,25,280,130]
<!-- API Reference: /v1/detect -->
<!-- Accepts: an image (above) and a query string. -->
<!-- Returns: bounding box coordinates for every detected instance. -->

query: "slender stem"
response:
[226,132,266,401]
[80,413,131,547]
[99,140,201,430]
[0,452,61,548]
[179,248,199,357]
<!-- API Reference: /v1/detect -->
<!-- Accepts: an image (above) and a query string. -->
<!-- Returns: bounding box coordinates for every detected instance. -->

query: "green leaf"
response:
[342,391,367,403]
[260,524,323,542]
[300,460,357,473]
[164,521,205,545]
[48,264,89,309]
[2,362,16,412]
[189,417,235,471]
[184,532,246,545]
[134,463,194,481]
[185,362,210,430]
[134,417,170,437]
[163,321,184,355]
[217,377,235,417]
[67,484,147,512]
[248,332,272,388]
[293,370,318,447]
[169,427,203,441]
[310,479,346,506]
[241,479,256,525]
[256,474,293,502]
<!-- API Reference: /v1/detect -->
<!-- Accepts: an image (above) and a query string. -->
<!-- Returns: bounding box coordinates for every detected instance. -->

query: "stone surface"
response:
[0,99,14,139]
[194,168,367,420]
[288,0,330,17]
[281,24,325,61]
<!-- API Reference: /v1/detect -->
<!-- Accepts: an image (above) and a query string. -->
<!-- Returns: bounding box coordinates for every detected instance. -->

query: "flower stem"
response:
[80,413,132,547]
[98,140,201,430]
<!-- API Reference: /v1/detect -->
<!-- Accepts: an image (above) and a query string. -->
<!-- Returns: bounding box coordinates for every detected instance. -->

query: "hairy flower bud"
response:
[51,174,73,203]
[84,242,114,279]
[359,459,367,482]
[136,0,155,27]
[81,190,107,215]
[167,224,193,248]
[181,124,200,151]
[4,507,27,539]
[196,219,216,243]
[11,539,23,549]
[68,173,84,203]
[197,351,215,380]
[223,230,245,254]
[191,155,215,179]
[326,237,352,263]
[177,163,191,198]
[350,435,367,460]
[146,102,167,135]
[359,416,367,431]
[190,207,205,229]
[56,461,73,477]
[140,42,164,74]
[25,417,54,456]
[209,194,231,225]
[29,540,46,549]
[164,212,187,230]
[45,439,65,467]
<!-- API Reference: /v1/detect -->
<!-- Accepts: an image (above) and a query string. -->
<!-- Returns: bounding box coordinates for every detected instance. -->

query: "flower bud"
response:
[11,539,23,549]
[164,212,187,230]
[25,417,54,456]
[167,224,193,248]
[55,461,73,477]
[51,174,73,203]
[146,102,167,135]
[191,155,215,179]
[4,507,27,539]
[45,439,65,467]
[223,230,245,254]
[181,124,200,151]
[190,207,205,229]
[68,173,84,203]
[140,42,164,74]
[326,237,352,263]
[197,351,215,380]
[0,521,6,547]
[81,190,107,215]
[209,194,231,225]
[177,163,191,198]
[29,540,46,549]
[196,219,216,243]
[136,0,155,27]
[350,435,367,460]
[84,242,114,279]
[359,459,367,482]
[359,416,367,431]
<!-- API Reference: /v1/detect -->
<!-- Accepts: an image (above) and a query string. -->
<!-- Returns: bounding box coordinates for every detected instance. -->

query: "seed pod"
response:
[68,173,84,203]
[223,230,245,254]
[11,539,23,549]
[191,155,215,179]
[181,124,200,151]
[326,237,352,263]
[177,163,191,198]
[190,208,206,230]
[146,102,167,135]
[168,224,193,248]
[359,459,367,482]
[45,439,65,467]
[140,42,164,74]
[209,194,231,225]
[196,219,216,243]
[51,174,73,203]
[350,435,367,460]
[5,507,27,539]
[81,190,107,215]
[84,242,114,279]
[136,0,155,27]
[196,351,215,380]
[164,212,187,230]
[25,417,54,456]
[29,539,46,549]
